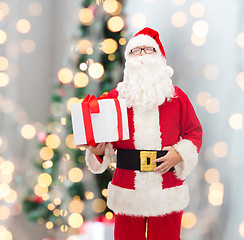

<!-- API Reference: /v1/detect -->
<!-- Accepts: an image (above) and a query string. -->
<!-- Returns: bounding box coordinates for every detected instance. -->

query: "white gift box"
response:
[78,221,114,240]
[70,98,129,146]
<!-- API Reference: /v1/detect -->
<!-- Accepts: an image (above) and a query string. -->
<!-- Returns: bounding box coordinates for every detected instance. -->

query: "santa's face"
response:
[117,45,174,111]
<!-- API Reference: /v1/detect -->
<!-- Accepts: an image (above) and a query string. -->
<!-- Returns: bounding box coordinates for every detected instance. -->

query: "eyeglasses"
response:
[130,47,156,55]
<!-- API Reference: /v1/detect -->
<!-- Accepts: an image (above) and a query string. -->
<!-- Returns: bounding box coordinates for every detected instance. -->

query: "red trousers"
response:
[114,211,183,240]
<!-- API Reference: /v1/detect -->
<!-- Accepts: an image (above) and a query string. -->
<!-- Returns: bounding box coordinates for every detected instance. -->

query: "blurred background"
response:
[0,0,244,239]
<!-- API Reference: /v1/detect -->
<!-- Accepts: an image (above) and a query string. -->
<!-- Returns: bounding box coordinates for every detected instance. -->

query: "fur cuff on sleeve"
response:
[173,139,198,180]
[85,143,115,174]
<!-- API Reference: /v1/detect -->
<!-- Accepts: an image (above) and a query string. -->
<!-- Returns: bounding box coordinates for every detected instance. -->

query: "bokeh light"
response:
[204,168,220,184]
[0,228,13,240]
[119,37,126,45]
[16,19,31,34]
[45,134,61,149]
[38,173,52,187]
[191,34,206,46]
[0,2,10,17]
[46,221,54,230]
[103,0,122,15]
[105,211,114,220]
[0,183,10,198]
[69,198,84,213]
[60,224,69,232]
[79,63,88,71]
[0,173,13,185]
[171,12,187,28]
[1,98,15,114]
[79,8,94,25]
[213,141,228,158]
[62,153,71,161]
[78,40,93,55]
[190,2,205,18]
[192,20,209,37]
[239,222,244,238]
[108,54,115,61]
[172,0,186,5]
[196,91,211,107]
[92,198,106,213]
[181,212,197,229]
[0,161,14,174]
[58,68,73,84]
[0,30,7,44]
[203,64,219,80]
[107,16,124,32]
[237,32,244,48]
[28,2,43,16]
[205,98,220,114]
[208,182,224,206]
[0,206,10,220]
[66,97,81,112]
[0,72,9,87]
[85,191,94,200]
[88,62,105,79]
[229,113,243,130]
[61,117,66,125]
[68,168,83,182]
[65,134,76,149]
[74,72,89,88]
[21,124,36,140]
[42,160,53,169]
[3,189,17,203]
[100,39,118,54]
[21,39,36,53]
[68,213,84,228]
[0,57,8,71]
[39,147,54,160]
[47,203,55,211]
[237,72,244,91]
[131,13,147,29]
[102,188,108,198]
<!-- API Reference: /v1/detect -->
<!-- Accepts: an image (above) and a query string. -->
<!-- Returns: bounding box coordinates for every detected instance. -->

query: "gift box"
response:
[70,94,129,147]
[79,216,114,240]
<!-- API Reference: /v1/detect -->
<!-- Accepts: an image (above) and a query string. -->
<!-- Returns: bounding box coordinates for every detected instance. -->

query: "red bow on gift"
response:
[81,94,123,147]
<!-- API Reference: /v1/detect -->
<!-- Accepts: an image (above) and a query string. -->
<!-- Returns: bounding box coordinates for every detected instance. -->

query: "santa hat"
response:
[125,27,166,60]
[125,27,174,77]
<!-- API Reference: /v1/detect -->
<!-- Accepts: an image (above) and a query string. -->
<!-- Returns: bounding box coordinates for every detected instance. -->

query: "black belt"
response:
[117,148,175,172]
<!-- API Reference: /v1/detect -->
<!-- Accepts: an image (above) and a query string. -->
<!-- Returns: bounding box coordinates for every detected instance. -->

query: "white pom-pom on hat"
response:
[166,66,174,78]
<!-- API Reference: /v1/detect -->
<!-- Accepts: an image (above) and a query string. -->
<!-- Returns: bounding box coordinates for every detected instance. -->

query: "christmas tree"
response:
[22,0,126,237]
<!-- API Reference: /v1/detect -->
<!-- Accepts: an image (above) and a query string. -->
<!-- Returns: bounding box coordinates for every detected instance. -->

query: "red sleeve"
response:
[176,87,203,153]
[107,88,119,98]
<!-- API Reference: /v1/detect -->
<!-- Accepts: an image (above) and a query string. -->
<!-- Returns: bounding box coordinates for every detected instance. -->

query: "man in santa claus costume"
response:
[85,27,203,240]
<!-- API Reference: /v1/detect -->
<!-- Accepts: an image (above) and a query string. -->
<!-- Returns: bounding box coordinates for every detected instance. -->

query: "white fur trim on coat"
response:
[107,181,189,217]
[173,139,198,180]
[85,143,115,174]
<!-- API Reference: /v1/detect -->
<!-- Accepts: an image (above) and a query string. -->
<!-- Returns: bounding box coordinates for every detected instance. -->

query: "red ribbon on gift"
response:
[82,94,123,147]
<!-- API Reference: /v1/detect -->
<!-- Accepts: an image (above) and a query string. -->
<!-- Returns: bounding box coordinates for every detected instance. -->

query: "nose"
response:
[140,50,146,56]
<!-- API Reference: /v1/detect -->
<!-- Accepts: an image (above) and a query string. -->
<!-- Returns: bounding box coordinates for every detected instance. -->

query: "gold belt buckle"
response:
[140,151,157,172]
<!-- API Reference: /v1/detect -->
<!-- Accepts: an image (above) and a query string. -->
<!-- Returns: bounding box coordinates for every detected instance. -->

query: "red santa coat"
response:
[85,85,203,217]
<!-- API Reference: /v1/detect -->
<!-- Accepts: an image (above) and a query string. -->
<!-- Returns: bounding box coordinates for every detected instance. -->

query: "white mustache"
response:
[125,54,162,69]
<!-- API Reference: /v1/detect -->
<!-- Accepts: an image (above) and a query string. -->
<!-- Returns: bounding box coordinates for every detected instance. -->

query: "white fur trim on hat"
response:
[85,143,115,174]
[173,139,198,180]
[125,34,166,61]
[107,181,189,217]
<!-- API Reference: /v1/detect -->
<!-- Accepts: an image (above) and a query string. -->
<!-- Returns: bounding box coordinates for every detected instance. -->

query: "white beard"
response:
[117,54,175,111]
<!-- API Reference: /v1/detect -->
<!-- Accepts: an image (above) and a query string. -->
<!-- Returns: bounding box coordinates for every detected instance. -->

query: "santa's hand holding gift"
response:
[85,27,202,240]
